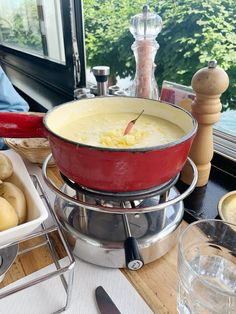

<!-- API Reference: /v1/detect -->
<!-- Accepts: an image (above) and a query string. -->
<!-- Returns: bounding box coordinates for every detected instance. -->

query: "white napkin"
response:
[0,159,153,314]
[0,256,153,314]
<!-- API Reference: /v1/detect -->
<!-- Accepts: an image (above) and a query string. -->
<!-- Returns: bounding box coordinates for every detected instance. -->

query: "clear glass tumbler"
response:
[177,219,236,314]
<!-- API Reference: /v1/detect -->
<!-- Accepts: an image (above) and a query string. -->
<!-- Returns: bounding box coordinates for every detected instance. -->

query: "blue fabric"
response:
[0,66,29,149]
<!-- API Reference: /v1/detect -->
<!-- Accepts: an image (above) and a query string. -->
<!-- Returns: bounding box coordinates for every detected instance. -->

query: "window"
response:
[0,0,66,63]
[83,0,236,161]
[0,0,86,110]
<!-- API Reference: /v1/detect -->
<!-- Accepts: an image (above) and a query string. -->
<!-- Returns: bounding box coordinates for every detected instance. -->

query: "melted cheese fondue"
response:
[57,112,185,148]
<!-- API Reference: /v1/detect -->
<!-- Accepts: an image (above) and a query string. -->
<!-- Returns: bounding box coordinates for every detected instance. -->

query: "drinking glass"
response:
[177,219,236,314]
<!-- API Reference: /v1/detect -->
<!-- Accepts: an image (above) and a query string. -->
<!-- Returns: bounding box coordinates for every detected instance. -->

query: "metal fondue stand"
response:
[42,155,198,270]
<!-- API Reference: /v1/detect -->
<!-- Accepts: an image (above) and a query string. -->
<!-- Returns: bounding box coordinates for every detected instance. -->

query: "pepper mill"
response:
[181,60,229,186]
[92,66,110,96]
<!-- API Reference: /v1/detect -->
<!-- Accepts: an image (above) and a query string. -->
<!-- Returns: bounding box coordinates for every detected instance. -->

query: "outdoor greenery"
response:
[0,0,42,53]
[83,0,236,110]
[9,13,41,51]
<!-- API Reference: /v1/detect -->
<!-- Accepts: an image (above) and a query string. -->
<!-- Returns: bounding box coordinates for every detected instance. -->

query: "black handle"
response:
[124,236,144,270]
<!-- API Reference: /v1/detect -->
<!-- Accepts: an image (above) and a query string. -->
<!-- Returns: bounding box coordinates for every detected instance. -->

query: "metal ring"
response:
[42,154,198,214]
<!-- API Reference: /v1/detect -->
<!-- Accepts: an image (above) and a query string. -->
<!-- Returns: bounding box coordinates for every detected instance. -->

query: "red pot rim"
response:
[43,97,198,152]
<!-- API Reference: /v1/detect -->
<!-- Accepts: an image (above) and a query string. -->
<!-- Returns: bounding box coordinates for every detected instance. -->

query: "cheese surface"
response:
[57,112,185,148]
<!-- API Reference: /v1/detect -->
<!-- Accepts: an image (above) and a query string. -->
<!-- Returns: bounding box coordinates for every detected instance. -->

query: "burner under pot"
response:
[54,183,184,269]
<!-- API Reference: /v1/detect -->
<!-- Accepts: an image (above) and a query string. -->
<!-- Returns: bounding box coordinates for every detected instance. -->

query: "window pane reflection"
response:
[0,0,65,63]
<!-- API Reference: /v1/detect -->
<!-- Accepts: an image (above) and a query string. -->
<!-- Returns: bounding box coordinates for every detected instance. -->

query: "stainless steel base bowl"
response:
[54,186,184,268]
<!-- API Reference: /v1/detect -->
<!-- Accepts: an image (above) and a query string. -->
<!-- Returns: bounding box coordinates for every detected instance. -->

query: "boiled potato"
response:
[0,153,13,180]
[0,197,18,231]
[0,182,27,224]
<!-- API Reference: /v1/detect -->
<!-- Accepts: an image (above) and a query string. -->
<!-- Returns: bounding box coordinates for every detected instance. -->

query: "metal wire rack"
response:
[0,175,75,314]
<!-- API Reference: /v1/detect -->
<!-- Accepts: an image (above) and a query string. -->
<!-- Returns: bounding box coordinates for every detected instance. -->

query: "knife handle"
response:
[124,237,144,270]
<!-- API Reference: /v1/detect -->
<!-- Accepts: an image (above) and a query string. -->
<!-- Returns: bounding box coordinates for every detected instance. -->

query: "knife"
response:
[95,286,121,314]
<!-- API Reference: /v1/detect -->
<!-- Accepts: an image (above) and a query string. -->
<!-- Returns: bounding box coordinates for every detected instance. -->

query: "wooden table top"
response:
[0,166,187,314]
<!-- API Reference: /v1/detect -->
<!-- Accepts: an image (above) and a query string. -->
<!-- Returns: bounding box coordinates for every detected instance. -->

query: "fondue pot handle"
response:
[0,112,47,138]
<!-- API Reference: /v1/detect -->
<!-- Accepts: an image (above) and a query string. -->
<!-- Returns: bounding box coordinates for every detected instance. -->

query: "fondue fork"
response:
[123,110,144,136]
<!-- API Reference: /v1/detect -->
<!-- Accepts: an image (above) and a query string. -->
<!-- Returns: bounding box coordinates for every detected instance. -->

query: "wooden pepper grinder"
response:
[181,60,229,186]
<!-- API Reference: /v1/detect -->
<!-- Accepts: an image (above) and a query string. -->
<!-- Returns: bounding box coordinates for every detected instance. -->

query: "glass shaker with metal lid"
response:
[129,5,162,99]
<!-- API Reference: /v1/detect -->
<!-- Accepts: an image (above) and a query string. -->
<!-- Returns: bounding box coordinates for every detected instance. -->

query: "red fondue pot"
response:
[0,97,197,192]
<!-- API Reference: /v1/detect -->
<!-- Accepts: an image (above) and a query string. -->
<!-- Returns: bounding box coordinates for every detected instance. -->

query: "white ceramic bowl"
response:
[0,150,48,247]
